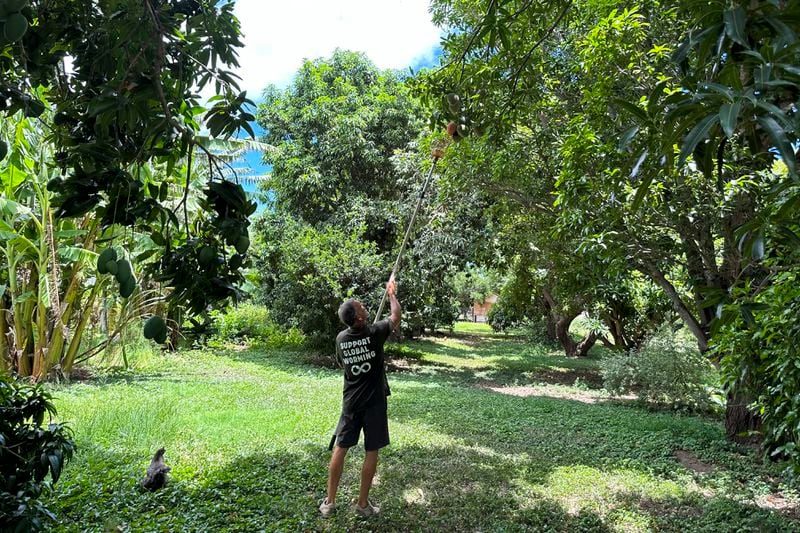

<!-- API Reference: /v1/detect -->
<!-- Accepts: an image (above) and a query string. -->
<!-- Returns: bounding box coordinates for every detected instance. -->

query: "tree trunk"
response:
[676,221,718,330]
[555,315,598,357]
[544,315,557,342]
[0,309,8,371]
[725,389,760,443]
[167,308,181,351]
[641,260,708,352]
[574,330,598,357]
[61,280,103,376]
[602,311,632,350]
[555,312,579,356]
[598,335,617,350]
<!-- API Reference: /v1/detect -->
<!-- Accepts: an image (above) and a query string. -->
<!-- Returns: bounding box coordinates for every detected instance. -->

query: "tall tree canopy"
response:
[1,0,259,379]
[420,0,800,469]
[1,0,256,314]
[258,49,424,230]
[253,50,489,343]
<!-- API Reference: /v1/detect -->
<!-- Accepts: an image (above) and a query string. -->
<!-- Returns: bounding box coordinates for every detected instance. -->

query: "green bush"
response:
[251,214,386,346]
[487,300,522,332]
[1,374,76,532]
[714,271,800,474]
[601,328,717,410]
[212,304,305,348]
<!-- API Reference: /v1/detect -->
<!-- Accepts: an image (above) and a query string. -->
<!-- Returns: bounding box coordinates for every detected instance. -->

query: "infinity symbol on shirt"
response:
[351,362,372,375]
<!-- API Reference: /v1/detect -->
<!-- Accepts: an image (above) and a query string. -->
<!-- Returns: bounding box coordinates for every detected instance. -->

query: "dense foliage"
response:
[211,303,304,348]
[253,51,488,344]
[0,373,76,531]
[421,0,800,471]
[450,265,503,317]
[1,0,260,380]
[252,212,385,344]
[714,272,800,470]
[601,327,717,410]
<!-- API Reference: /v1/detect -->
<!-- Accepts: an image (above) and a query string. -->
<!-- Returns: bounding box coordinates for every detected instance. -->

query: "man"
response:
[319,276,400,518]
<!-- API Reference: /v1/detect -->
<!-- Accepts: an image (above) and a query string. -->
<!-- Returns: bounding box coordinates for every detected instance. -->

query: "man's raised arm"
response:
[387,275,401,331]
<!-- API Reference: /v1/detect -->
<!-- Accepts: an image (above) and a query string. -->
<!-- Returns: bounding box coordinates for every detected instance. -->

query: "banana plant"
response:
[0,112,103,379]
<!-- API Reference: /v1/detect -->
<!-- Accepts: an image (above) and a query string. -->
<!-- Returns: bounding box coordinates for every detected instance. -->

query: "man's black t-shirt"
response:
[335,319,392,413]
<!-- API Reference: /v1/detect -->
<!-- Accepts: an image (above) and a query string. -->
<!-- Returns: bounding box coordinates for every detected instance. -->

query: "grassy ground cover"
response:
[44,323,799,531]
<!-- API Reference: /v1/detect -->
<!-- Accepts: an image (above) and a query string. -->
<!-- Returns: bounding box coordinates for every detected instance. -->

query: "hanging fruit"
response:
[143,316,168,343]
[96,248,117,274]
[446,93,461,116]
[2,12,28,42]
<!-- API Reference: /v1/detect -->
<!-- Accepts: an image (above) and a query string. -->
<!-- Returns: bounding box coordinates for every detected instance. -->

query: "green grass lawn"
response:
[44,322,799,532]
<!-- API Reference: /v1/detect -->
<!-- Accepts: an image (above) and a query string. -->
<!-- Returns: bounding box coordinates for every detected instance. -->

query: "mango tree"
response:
[253,50,487,343]
[0,0,259,379]
[421,0,800,466]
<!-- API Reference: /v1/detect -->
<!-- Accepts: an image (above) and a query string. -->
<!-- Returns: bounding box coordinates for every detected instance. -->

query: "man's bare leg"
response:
[327,445,348,504]
[358,450,379,507]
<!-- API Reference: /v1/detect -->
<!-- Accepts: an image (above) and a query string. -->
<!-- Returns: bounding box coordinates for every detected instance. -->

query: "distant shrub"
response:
[1,374,76,532]
[601,328,717,410]
[212,304,305,348]
[487,303,522,332]
[513,318,558,347]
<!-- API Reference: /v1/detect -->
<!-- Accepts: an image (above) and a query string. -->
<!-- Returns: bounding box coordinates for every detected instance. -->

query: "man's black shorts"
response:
[334,402,389,451]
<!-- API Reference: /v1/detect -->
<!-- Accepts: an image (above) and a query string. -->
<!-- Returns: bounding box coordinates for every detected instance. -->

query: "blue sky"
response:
[222,1,444,208]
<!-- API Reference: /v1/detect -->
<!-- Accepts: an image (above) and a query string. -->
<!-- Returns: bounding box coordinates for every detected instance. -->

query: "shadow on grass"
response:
[46,440,797,532]
[206,338,600,392]
[43,330,800,532]
[614,491,798,532]
[66,367,186,386]
[205,327,603,394]
[47,443,615,532]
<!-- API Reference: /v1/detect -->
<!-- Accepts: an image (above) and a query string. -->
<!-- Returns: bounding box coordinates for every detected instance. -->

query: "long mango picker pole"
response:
[373,146,445,323]
[326,146,445,452]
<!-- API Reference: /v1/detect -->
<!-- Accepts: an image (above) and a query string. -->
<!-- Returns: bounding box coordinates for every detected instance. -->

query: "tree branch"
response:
[505,1,572,111]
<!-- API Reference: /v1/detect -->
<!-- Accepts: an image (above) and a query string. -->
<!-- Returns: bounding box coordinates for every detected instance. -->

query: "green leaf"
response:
[719,101,741,138]
[700,82,734,100]
[631,173,654,213]
[0,163,27,188]
[630,150,648,178]
[647,80,669,116]
[48,453,62,483]
[618,126,639,152]
[754,102,793,131]
[764,17,796,47]
[723,7,748,47]
[671,35,691,65]
[741,305,756,328]
[776,63,800,77]
[150,231,166,246]
[16,290,36,303]
[612,98,648,124]
[498,26,511,51]
[87,97,120,117]
[678,114,719,168]
[777,227,800,250]
[757,115,797,176]
[58,245,93,263]
[54,229,87,239]
[38,270,51,309]
[752,231,765,260]
[241,121,256,138]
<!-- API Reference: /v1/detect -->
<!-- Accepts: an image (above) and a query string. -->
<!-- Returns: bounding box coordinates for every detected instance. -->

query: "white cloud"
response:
[229,0,442,100]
